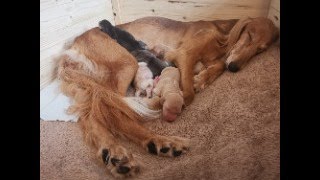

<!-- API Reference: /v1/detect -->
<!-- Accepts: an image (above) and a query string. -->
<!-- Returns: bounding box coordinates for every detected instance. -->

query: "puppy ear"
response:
[179,90,183,96]
[182,103,186,110]
[160,96,165,105]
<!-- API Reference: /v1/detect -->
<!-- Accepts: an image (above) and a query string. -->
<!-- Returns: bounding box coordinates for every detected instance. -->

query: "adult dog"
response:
[57,28,190,178]
[117,17,279,105]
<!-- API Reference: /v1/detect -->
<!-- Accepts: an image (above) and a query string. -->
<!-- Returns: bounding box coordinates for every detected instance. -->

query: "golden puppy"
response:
[145,67,184,122]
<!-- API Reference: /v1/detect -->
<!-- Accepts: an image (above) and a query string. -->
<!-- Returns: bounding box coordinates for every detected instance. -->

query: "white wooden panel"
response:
[40,0,115,90]
[267,0,280,28]
[112,0,271,24]
[269,0,280,11]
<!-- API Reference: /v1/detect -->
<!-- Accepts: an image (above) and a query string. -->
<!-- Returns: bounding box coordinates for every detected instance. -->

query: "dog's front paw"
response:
[193,72,207,93]
[99,145,140,178]
[183,90,195,106]
[144,136,190,157]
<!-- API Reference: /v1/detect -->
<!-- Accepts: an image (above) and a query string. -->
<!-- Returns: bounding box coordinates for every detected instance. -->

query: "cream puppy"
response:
[134,62,154,98]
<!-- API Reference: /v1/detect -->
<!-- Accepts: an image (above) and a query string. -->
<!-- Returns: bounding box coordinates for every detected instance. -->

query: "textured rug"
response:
[40,44,280,180]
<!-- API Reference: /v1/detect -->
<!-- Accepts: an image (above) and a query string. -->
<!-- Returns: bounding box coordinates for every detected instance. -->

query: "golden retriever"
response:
[117,17,279,105]
[57,28,190,178]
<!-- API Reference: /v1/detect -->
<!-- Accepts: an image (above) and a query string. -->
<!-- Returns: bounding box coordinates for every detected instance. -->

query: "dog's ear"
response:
[227,18,252,49]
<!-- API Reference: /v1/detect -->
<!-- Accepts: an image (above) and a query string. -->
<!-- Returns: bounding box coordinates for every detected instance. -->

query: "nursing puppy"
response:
[144,67,184,122]
[99,19,174,77]
[134,62,154,98]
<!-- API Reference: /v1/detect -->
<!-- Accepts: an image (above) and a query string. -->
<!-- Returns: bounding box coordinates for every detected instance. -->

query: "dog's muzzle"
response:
[227,62,239,72]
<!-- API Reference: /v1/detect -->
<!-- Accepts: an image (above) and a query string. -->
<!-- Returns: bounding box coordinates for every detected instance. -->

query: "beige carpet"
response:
[40,44,280,180]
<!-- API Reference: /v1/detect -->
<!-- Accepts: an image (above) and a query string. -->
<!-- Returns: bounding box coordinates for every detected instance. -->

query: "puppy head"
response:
[99,19,115,38]
[226,17,279,72]
[138,62,147,67]
[141,79,154,98]
[161,93,184,122]
[160,67,180,80]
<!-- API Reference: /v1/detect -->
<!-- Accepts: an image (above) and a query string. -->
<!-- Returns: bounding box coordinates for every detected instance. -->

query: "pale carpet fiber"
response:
[40,44,280,180]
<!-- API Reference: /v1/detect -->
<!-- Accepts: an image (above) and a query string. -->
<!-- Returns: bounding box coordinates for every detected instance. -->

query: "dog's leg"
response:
[193,60,225,92]
[117,63,138,96]
[79,118,140,178]
[174,55,196,106]
[110,113,190,157]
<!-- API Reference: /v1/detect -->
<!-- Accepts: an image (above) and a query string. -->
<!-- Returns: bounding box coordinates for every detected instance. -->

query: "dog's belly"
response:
[118,25,184,52]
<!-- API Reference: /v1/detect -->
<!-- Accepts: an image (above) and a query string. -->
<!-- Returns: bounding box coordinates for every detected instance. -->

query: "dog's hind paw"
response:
[99,146,140,178]
[144,136,190,157]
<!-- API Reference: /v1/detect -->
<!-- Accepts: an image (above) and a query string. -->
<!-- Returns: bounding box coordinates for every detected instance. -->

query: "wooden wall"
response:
[112,0,271,24]
[267,0,280,28]
[40,0,115,90]
[40,0,278,89]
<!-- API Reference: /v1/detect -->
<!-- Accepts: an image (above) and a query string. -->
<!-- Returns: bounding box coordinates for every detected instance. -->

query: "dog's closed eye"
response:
[247,31,252,41]
[257,44,267,53]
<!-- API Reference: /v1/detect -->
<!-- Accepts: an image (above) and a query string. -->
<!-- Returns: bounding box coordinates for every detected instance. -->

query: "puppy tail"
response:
[123,97,161,120]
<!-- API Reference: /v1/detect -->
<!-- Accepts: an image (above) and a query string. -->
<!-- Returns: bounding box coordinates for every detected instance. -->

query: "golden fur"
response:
[57,27,189,178]
[118,17,279,105]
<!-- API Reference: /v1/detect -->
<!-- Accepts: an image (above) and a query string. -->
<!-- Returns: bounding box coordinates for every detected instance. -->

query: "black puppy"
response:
[99,19,174,77]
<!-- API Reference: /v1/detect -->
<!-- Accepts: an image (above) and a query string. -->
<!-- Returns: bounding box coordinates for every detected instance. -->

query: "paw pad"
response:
[173,150,182,157]
[117,166,131,174]
[147,141,157,155]
[102,149,110,165]
[160,147,170,153]
[111,158,120,166]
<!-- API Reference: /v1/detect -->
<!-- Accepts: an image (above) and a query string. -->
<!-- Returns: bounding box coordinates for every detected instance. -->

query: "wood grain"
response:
[267,0,280,28]
[40,0,115,90]
[112,0,271,24]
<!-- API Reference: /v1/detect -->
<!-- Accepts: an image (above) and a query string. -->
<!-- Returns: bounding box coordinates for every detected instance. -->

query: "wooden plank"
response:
[113,0,271,24]
[267,7,280,28]
[111,0,122,24]
[269,0,280,12]
[267,0,280,28]
[40,0,115,90]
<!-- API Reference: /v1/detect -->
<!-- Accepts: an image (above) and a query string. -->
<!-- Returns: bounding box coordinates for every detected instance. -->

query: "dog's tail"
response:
[58,54,160,122]
[123,97,161,120]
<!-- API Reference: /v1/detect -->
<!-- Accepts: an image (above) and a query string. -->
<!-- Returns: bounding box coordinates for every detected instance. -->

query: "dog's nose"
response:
[227,62,239,72]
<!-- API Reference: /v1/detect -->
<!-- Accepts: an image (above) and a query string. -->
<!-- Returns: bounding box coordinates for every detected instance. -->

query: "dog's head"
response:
[161,93,184,122]
[225,17,279,72]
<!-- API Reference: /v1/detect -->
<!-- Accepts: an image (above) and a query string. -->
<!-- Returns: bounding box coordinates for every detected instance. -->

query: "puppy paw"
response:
[99,145,140,178]
[144,136,190,157]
